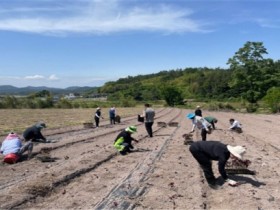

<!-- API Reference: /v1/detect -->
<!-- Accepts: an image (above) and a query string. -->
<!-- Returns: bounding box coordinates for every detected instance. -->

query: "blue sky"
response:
[0,0,279,88]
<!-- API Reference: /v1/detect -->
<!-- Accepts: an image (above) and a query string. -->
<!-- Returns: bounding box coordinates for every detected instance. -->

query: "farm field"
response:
[0,108,280,209]
[0,108,144,137]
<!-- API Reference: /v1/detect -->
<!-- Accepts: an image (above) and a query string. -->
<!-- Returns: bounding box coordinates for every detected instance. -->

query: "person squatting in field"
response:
[204,116,218,130]
[1,132,33,164]
[187,113,212,141]
[229,118,243,133]
[189,141,247,189]
[143,103,155,138]
[23,122,49,143]
[114,126,138,155]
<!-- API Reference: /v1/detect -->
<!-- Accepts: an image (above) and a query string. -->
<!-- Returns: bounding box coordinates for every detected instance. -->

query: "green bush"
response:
[207,102,235,111]
[246,103,258,113]
[120,99,136,107]
[56,99,73,108]
[263,87,280,113]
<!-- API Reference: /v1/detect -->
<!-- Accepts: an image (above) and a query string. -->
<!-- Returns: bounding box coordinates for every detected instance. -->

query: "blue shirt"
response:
[0,138,22,155]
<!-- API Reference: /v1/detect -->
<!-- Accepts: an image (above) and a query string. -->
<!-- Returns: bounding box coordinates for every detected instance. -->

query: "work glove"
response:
[242,159,251,167]
[226,179,238,187]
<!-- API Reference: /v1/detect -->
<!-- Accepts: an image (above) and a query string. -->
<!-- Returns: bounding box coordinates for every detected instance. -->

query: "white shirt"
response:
[191,116,211,132]
[229,120,242,129]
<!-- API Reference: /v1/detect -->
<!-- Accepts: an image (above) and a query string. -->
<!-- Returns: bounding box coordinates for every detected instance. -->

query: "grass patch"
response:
[0,107,144,136]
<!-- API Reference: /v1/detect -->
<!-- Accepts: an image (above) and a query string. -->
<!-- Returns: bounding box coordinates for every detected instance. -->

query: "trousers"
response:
[145,122,154,137]
[189,144,216,184]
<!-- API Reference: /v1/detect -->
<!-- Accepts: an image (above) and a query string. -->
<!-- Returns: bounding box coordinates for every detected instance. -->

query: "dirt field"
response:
[0,108,279,210]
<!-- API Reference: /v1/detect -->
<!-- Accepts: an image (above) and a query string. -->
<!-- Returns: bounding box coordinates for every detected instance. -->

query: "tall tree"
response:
[227,41,269,103]
[161,86,184,107]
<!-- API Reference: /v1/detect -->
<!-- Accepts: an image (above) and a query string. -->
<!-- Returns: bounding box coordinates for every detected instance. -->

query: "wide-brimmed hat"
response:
[35,122,46,129]
[96,107,101,110]
[125,126,137,133]
[186,113,195,119]
[227,145,246,160]
[196,105,200,108]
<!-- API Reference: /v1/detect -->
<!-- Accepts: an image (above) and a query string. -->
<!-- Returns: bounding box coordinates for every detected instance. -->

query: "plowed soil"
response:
[0,108,279,210]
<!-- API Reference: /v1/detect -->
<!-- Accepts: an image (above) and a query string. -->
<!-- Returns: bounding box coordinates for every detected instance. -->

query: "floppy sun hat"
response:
[125,126,137,133]
[186,113,195,119]
[227,145,246,160]
[36,122,46,128]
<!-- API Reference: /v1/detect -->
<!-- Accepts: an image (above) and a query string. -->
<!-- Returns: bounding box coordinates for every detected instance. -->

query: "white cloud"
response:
[0,0,208,35]
[48,74,59,80]
[24,75,45,80]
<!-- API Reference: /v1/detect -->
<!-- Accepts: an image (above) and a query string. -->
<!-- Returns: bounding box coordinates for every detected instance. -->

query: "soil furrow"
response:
[0,108,172,193]
[0,107,180,209]
[1,109,279,210]
[94,110,182,209]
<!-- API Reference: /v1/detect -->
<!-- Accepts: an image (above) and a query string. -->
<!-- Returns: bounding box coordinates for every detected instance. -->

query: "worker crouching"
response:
[114,126,138,155]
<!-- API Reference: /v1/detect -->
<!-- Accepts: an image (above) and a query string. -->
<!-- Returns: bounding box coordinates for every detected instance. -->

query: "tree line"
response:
[97,41,280,112]
[1,41,279,112]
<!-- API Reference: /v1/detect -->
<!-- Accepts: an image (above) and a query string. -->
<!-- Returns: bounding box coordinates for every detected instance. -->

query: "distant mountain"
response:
[65,86,95,92]
[0,85,97,95]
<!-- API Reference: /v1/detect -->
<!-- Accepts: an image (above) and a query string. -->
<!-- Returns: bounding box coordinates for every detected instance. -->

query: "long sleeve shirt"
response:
[144,108,155,123]
[0,138,22,155]
[23,126,46,141]
[191,141,230,179]
[95,110,102,119]
[114,130,135,146]
[229,120,241,129]
[109,109,115,118]
[204,116,217,123]
[191,116,211,132]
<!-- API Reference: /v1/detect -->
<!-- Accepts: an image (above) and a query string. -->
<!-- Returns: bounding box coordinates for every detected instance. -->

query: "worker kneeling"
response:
[1,132,33,164]
[114,126,138,155]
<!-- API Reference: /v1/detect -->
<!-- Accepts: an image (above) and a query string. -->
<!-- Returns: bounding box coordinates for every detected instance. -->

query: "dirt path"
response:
[0,109,279,209]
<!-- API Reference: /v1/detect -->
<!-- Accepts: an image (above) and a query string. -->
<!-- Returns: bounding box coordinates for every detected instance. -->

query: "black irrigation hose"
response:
[0,108,174,194]
[94,109,183,210]
[3,108,181,209]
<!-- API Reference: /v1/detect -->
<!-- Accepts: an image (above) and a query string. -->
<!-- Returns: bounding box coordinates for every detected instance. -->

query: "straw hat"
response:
[227,145,246,160]
[35,122,46,129]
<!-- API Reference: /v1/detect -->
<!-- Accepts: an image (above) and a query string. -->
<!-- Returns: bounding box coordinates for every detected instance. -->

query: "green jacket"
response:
[114,137,125,151]
[114,130,134,152]
[204,116,217,123]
